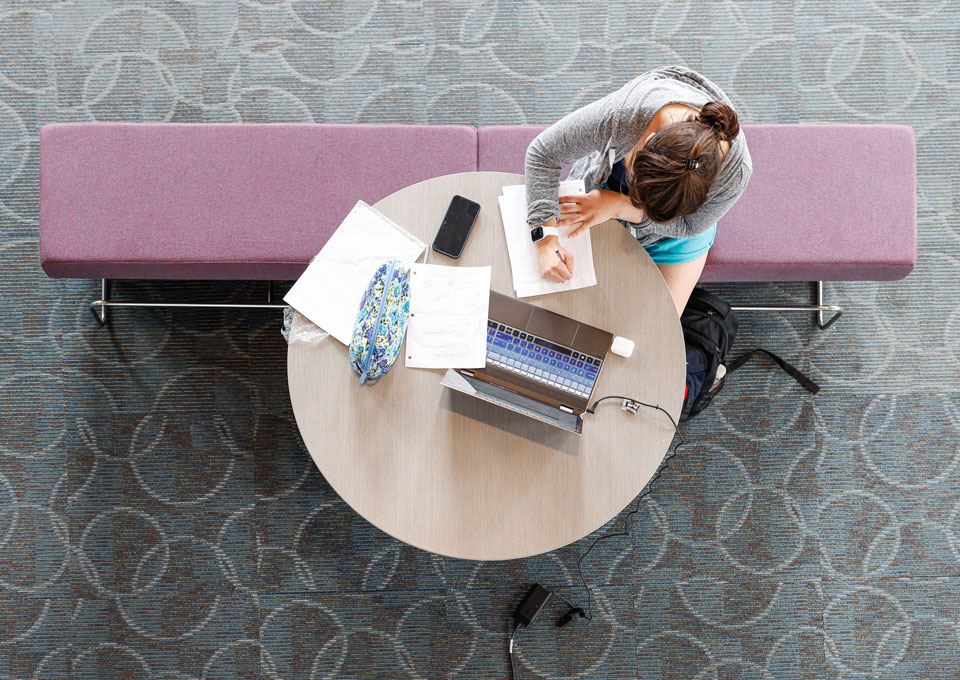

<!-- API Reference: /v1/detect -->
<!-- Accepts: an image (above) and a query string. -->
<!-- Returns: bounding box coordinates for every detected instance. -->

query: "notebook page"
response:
[284,201,425,345]
[498,180,597,298]
[405,264,491,369]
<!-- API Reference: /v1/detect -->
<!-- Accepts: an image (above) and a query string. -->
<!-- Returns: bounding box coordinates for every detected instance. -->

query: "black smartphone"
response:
[432,195,480,259]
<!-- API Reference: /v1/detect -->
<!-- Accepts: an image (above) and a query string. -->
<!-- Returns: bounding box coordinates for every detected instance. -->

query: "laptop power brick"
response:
[513,583,552,628]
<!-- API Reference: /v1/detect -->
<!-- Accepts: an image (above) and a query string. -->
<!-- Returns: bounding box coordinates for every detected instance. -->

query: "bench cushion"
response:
[477,123,917,282]
[42,122,916,282]
[39,123,478,279]
[478,125,571,178]
[478,125,544,175]
[703,124,916,282]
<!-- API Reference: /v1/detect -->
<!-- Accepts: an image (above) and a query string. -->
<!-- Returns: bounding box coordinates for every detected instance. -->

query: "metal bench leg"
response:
[730,281,843,330]
[90,279,109,326]
[87,279,287,324]
[816,281,842,330]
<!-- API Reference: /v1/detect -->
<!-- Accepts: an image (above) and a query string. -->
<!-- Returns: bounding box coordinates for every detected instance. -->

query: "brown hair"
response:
[627,101,739,223]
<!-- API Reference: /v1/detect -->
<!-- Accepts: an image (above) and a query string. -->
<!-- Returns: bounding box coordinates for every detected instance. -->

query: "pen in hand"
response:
[554,248,566,264]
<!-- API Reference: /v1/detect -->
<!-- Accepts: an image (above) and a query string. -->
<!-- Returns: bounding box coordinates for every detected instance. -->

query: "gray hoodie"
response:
[525,65,752,245]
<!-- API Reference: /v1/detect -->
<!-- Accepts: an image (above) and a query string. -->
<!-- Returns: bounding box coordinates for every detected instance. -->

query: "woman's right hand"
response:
[536,235,574,282]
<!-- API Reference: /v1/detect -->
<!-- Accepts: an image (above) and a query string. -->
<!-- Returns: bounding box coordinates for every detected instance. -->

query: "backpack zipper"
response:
[683,327,722,358]
[683,309,730,354]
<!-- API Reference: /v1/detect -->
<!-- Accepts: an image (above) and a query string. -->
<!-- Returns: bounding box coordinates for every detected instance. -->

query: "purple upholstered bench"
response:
[40,122,916,329]
[478,124,917,328]
[39,123,477,323]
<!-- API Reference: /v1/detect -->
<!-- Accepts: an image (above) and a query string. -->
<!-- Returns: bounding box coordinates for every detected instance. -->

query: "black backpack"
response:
[680,287,820,421]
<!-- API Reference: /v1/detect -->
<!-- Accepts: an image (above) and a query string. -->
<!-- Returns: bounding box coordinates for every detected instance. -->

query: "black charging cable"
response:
[554,395,684,626]
[509,584,553,680]
[509,621,520,679]
[505,396,684,678]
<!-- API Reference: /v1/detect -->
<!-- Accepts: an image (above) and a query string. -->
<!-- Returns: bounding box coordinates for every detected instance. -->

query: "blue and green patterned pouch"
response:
[349,259,411,384]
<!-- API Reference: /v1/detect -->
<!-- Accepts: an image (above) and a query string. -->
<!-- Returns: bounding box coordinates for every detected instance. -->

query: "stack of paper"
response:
[498,180,597,298]
[284,201,425,346]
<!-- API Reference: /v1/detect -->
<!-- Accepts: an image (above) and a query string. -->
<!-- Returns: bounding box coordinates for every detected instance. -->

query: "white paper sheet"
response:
[405,264,491,369]
[498,180,597,298]
[283,201,425,346]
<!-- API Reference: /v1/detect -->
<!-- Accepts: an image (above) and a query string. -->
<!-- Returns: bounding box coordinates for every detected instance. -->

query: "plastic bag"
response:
[281,306,329,344]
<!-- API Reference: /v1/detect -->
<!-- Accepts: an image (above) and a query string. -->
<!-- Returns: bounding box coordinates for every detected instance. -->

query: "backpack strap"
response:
[727,349,820,395]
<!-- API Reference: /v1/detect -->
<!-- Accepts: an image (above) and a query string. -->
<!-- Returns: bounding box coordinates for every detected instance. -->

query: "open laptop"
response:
[440,291,614,435]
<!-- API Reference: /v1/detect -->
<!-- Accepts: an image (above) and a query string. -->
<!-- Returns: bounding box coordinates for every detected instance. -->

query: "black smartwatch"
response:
[530,225,560,243]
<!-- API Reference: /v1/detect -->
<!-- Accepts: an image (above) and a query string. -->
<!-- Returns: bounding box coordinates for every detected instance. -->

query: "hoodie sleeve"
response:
[524,93,618,228]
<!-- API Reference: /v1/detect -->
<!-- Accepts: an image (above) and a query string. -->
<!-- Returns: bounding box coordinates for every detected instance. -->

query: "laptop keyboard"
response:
[485,320,603,399]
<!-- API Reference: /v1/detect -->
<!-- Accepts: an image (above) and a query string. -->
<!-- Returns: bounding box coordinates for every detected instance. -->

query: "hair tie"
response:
[697,115,723,135]
[701,120,723,139]
[684,158,699,170]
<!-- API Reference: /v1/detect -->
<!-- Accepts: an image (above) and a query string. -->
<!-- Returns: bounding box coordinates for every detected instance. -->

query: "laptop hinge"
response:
[559,405,574,414]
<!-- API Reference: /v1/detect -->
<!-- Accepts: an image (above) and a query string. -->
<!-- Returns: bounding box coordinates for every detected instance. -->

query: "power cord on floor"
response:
[508,621,520,679]
[505,395,684,678]
[558,396,683,625]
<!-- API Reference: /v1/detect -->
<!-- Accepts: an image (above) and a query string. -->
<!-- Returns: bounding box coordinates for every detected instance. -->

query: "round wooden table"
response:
[287,172,685,561]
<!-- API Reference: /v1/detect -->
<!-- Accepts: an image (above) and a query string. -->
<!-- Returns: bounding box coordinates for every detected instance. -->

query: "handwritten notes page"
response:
[405,264,491,369]
[283,201,425,346]
[498,180,597,298]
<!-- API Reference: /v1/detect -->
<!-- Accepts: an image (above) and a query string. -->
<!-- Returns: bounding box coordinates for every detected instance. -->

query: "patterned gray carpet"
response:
[2,1,959,678]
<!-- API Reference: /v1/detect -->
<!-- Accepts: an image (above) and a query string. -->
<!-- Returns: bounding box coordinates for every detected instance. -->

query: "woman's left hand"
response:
[557,189,624,238]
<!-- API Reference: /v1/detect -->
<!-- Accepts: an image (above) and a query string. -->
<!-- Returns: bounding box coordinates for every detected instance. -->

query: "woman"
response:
[525,65,752,315]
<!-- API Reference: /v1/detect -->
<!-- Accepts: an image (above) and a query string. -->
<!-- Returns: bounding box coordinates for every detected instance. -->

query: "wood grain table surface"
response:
[287,172,685,561]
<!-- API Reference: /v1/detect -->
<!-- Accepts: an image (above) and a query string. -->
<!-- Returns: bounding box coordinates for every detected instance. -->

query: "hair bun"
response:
[698,101,739,142]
